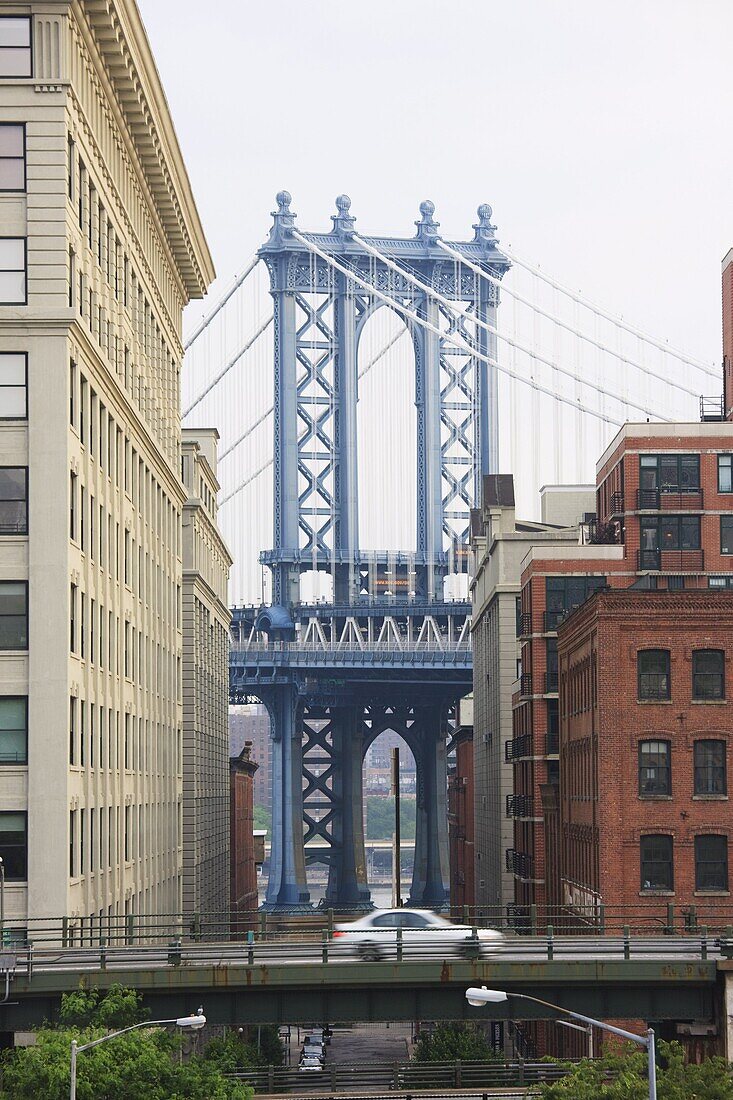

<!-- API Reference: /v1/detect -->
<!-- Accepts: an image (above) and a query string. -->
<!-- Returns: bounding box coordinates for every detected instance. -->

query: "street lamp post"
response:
[466,987,656,1100]
[69,1008,206,1100]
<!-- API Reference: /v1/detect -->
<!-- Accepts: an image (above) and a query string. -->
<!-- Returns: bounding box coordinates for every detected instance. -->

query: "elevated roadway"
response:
[0,935,721,1032]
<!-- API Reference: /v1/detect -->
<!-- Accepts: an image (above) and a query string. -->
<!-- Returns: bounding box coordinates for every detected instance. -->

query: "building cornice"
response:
[74,0,215,300]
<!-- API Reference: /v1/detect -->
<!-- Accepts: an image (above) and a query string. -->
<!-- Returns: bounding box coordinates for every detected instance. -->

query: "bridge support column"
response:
[724,971,733,1061]
[409,708,450,908]
[263,691,311,911]
[324,706,371,910]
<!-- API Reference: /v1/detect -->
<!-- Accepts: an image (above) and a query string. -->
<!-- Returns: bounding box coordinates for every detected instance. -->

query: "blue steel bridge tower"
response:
[229,193,510,911]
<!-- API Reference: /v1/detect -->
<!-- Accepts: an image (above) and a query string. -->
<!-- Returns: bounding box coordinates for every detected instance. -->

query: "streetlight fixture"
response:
[69,1006,206,1099]
[465,987,656,1100]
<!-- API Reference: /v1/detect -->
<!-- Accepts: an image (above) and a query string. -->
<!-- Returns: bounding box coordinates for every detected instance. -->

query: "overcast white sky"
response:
[140,0,733,366]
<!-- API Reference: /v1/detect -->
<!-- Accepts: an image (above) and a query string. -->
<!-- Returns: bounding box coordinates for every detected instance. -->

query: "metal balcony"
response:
[636,488,703,510]
[609,491,624,516]
[506,848,534,880]
[517,612,534,638]
[543,609,566,633]
[519,673,533,696]
[637,548,704,572]
[504,734,532,762]
[545,729,559,755]
[506,794,534,818]
[700,395,725,422]
[544,671,559,694]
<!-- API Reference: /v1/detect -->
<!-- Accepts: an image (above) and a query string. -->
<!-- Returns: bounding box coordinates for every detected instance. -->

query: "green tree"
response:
[414,1022,499,1063]
[365,795,416,840]
[252,804,270,833]
[538,1040,733,1099]
[0,985,251,1100]
[203,1026,283,1071]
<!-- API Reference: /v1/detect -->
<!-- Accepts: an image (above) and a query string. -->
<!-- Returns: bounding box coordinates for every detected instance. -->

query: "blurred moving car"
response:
[332,908,503,961]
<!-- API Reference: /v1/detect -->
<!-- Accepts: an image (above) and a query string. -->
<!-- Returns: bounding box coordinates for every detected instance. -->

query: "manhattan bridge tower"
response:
[229,193,510,910]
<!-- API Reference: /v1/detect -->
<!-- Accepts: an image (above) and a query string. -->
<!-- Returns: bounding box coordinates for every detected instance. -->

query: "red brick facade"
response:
[230,743,258,933]
[511,424,733,916]
[558,589,733,918]
[448,727,475,909]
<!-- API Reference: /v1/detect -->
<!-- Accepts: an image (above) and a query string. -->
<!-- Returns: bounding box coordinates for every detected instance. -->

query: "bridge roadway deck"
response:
[0,937,719,1030]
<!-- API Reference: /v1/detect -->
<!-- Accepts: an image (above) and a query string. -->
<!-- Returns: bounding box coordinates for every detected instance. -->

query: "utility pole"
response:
[391,747,401,907]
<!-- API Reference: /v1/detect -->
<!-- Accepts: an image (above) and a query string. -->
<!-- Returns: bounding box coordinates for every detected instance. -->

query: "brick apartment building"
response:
[229,741,259,931]
[448,697,475,910]
[511,419,733,916]
[557,588,733,917]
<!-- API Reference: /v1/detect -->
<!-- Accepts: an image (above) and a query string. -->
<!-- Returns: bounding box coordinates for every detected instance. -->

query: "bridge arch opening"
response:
[356,306,417,555]
[362,723,416,905]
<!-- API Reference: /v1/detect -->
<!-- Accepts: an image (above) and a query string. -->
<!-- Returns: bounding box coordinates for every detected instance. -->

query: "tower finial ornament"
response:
[473,203,498,249]
[267,191,296,243]
[331,194,356,237]
[415,199,440,242]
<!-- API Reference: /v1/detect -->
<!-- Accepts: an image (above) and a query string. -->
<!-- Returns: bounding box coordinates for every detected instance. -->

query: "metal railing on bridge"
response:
[226,1058,573,1095]
[3,901,733,949]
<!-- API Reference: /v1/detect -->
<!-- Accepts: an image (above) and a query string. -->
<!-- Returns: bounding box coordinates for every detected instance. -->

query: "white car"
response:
[333,908,503,961]
[298,1059,323,1074]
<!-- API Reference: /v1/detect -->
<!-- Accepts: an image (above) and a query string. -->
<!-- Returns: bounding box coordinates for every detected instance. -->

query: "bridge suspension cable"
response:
[217,324,406,466]
[183,313,272,418]
[183,254,260,351]
[500,244,718,378]
[352,233,670,422]
[436,240,709,398]
[292,231,623,425]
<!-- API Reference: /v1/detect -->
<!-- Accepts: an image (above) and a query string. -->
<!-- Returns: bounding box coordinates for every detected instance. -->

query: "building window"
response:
[640,834,673,891]
[640,515,700,552]
[719,455,733,493]
[0,467,26,535]
[695,835,728,891]
[640,453,700,493]
[0,18,31,78]
[638,740,671,796]
[692,649,725,700]
[0,697,26,764]
[0,352,26,418]
[694,740,726,796]
[69,809,76,878]
[722,516,733,555]
[0,811,26,883]
[637,649,670,700]
[0,124,25,191]
[545,575,606,630]
[0,238,26,303]
[0,581,26,649]
[710,575,733,590]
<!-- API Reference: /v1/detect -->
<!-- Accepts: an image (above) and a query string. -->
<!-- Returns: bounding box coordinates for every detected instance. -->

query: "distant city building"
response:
[181,430,232,917]
[721,249,733,421]
[230,704,271,810]
[0,0,213,933]
[230,741,259,931]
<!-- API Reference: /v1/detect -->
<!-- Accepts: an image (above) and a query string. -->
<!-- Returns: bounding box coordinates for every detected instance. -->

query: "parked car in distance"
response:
[298,1059,323,1074]
[332,908,504,961]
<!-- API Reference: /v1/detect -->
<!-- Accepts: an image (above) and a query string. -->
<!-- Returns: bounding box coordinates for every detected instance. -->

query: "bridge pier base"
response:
[408,707,450,909]
[262,691,312,912]
[322,706,372,911]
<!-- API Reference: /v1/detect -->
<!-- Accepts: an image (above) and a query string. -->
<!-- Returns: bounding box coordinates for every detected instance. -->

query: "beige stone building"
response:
[0,0,215,938]
[181,428,232,918]
[470,477,594,912]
